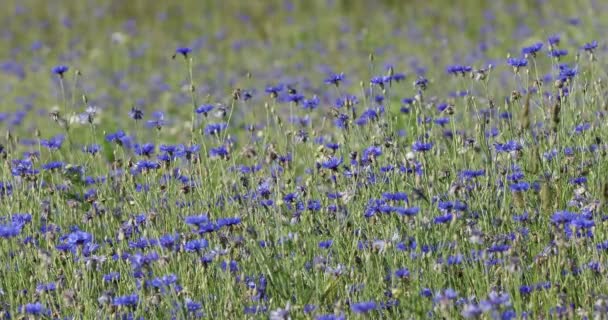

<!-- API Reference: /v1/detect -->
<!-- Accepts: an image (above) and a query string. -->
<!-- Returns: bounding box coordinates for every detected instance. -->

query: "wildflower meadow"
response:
[1,0,608,319]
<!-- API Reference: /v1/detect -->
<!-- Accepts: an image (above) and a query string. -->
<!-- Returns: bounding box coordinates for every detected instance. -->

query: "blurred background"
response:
[0,0,603,133]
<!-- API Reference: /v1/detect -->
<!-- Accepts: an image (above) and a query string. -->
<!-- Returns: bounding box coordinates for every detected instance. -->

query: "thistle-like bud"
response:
[519,91,531,131]
[551,99,561,133]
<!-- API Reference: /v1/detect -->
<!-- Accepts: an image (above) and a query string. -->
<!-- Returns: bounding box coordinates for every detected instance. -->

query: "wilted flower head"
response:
[129,107,144,120]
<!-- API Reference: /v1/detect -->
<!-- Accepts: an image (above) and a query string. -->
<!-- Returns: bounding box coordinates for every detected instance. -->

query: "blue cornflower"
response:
[487,244,510,253]
[574,122,590,134]
[434,117,450,126]
[183,145,200,160]
[582,40,598,52]
[159,234,179,249]
[382,192,408,202]
[134,160,160,172]
[22,302,49,316]
[462,304,483,318]
[435,288,458,302]
[569,176,587,185]
[196,104,214,116]
[507,57,528,69]
[287,93,305,104]
[40,134,65,150]
[414,77,429,90]
[522,42,543,57]
[134,143,155,157]
[11,159,39,177]
[402,98,415,106]
[335,94,359,108]
[204,123,228,136]
[52,65,69,77]
[412,141,433,152]
[548,49,568,58]
[42,161,64,171]
[304,305,317,314]
[302,96,320,110]
[185,215,210,227]
[103,272,121,283]
[265,84,284,97]
[446,65,472,76]
[217,217,241,228]
[209,145,229,159]
[519,285,532,295]
[321,156,343,170]
[558,64,577,81]
[370,76,386,87]
[175,47,192,58]
[550,211,577,225]
[105,130,131,147]
[351,301,377,313]
[11,214,31,227]
[35,282,57,293]
[325,73,345,86]
[0,223,21,238]
[159,144,183,156]
[113,294,139,307]
[395,268,410,279]
[420,288,433,297]
[571,217,594,229]
[185,299,203,313]
[494,141,523,153]
[67,230,92,246]
[82,144,101,155]
[184,239,209,252]
[318,240,333,249]
[394,207,419,216]
[548,35,560,46]
[220,260,239,273]
[510,181,530,192]
[460,169,485,179]
[434,214,453,224]
[362,146,382,162]
[392,72,406,82]
[481,291,511,310]
[325,142,339,151]
[145,111,168,129]
[437,200,466,211]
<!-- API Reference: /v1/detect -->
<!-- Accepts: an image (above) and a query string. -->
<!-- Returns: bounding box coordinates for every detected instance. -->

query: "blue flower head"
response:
[52,65,69,77]
[522,42,543,57]
[548,35,560,46]
[507,57,528,70]
[196,104,214,116]
[446,65,472,76]
[325,73,345,86]
[582,40,598,52]
[175,47,192,58]
[351,301,377,313]
[321,156,343,170]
